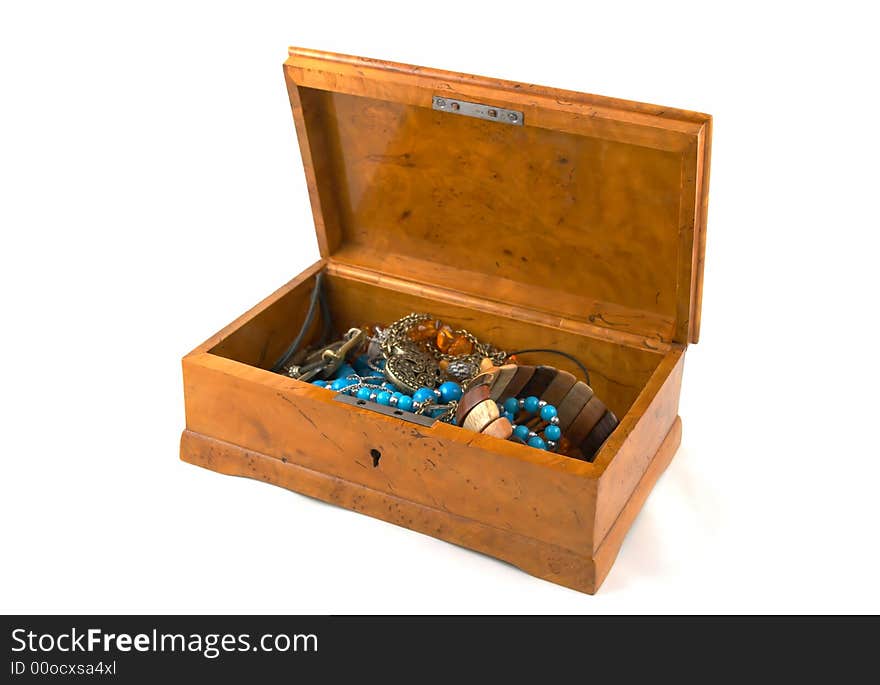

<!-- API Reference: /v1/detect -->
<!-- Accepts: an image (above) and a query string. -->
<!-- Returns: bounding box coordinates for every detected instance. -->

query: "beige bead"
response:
[481,416,513,439]
[462,399,501,433]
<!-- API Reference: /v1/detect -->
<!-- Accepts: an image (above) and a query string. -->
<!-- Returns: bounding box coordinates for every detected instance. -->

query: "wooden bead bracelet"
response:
[454,364,619,462]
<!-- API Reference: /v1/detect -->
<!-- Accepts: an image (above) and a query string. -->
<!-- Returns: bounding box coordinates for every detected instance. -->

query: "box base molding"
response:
[180,416,681,594]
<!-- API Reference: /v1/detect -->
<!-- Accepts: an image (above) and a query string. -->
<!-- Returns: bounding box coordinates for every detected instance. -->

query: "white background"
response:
[2,1,878,614]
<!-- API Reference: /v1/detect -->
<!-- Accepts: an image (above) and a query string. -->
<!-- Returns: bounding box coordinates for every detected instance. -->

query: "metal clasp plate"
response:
[334,393,438,427]
[432,96,523,126]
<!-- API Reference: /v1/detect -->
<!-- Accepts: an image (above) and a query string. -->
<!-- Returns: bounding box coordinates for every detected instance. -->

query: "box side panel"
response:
[592,416,681,589]
[691,117,712,343]
[182,353,598,554]
[188,259,325,358]
[181,430,600,594]
[592,348,684,551]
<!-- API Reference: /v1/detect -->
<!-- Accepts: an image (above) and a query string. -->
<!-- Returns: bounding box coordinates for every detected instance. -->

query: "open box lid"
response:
[284,48,711,346]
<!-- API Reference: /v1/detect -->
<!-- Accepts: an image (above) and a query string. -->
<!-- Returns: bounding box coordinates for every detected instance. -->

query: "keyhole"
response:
[370,449,381,468]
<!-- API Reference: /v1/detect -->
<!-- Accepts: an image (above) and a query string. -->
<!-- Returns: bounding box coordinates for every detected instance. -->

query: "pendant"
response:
[445,358,481,382]
[384,346,443,394]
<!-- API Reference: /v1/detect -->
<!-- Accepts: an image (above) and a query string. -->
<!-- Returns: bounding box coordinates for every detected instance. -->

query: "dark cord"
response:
[509,348,591,386]
[270,271,329,373]
[317,274,332,347]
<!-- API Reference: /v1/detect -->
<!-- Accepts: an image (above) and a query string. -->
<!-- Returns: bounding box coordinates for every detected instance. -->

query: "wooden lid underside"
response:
[284,48,711,345]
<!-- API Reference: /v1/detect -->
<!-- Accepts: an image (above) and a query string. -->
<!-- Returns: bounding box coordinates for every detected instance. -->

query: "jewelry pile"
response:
[305,314,498,425]
[271,276,618,461]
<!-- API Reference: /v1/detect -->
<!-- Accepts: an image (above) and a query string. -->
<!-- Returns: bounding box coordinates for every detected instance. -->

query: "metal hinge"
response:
[432,96,523,126]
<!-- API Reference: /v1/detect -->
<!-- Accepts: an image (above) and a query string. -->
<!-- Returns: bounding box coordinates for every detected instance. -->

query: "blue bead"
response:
[353,354,372,375]
[329,378,347,391]
[312,380,327,387]
[397,395,414,412]
[503,397,519,415]
[376,391,392,406]
[413,387,435,404]
[438,380,463,403]
[540,404,558,421]
[523,396,540,413]
[513,425,530,441]
[503,412,515,423]
[392,391,403,399]
[544,424,562,441]
[527,436,547,450]
[332,364,356,380]
[356,387,372,401]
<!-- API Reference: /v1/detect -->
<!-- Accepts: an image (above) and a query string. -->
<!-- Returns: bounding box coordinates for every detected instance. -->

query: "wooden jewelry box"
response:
[180,47,711,594]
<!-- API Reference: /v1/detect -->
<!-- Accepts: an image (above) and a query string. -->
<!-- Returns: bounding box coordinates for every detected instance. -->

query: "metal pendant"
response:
[445,358,481,382]
[384,348,443,394]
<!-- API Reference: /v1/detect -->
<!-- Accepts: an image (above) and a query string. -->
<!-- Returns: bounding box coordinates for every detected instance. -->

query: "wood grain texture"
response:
[579,411,619,461]
[328,258,670,354]
[483,365,515,397]
[691,119,712,342]
[180,415,681,595]
[454,384,491,425]
[541,369,578,407]
[284,47,711,345]
[552,379,594,431]
[194,259,326,363]
[183,352,599,552]
[462,399,501,432]
[482,417,514,440]
[591,415,681,589]
[591,347,685,551]
[567,397,609,445]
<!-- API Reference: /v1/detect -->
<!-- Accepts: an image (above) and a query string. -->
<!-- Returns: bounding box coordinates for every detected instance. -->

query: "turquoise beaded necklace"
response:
[311,353,463,422]
[312,357,562,450]
[498,395,562,451]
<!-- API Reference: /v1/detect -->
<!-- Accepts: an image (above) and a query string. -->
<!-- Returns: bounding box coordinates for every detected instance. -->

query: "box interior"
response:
[209,269,665,424]
[292,86,698,345]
